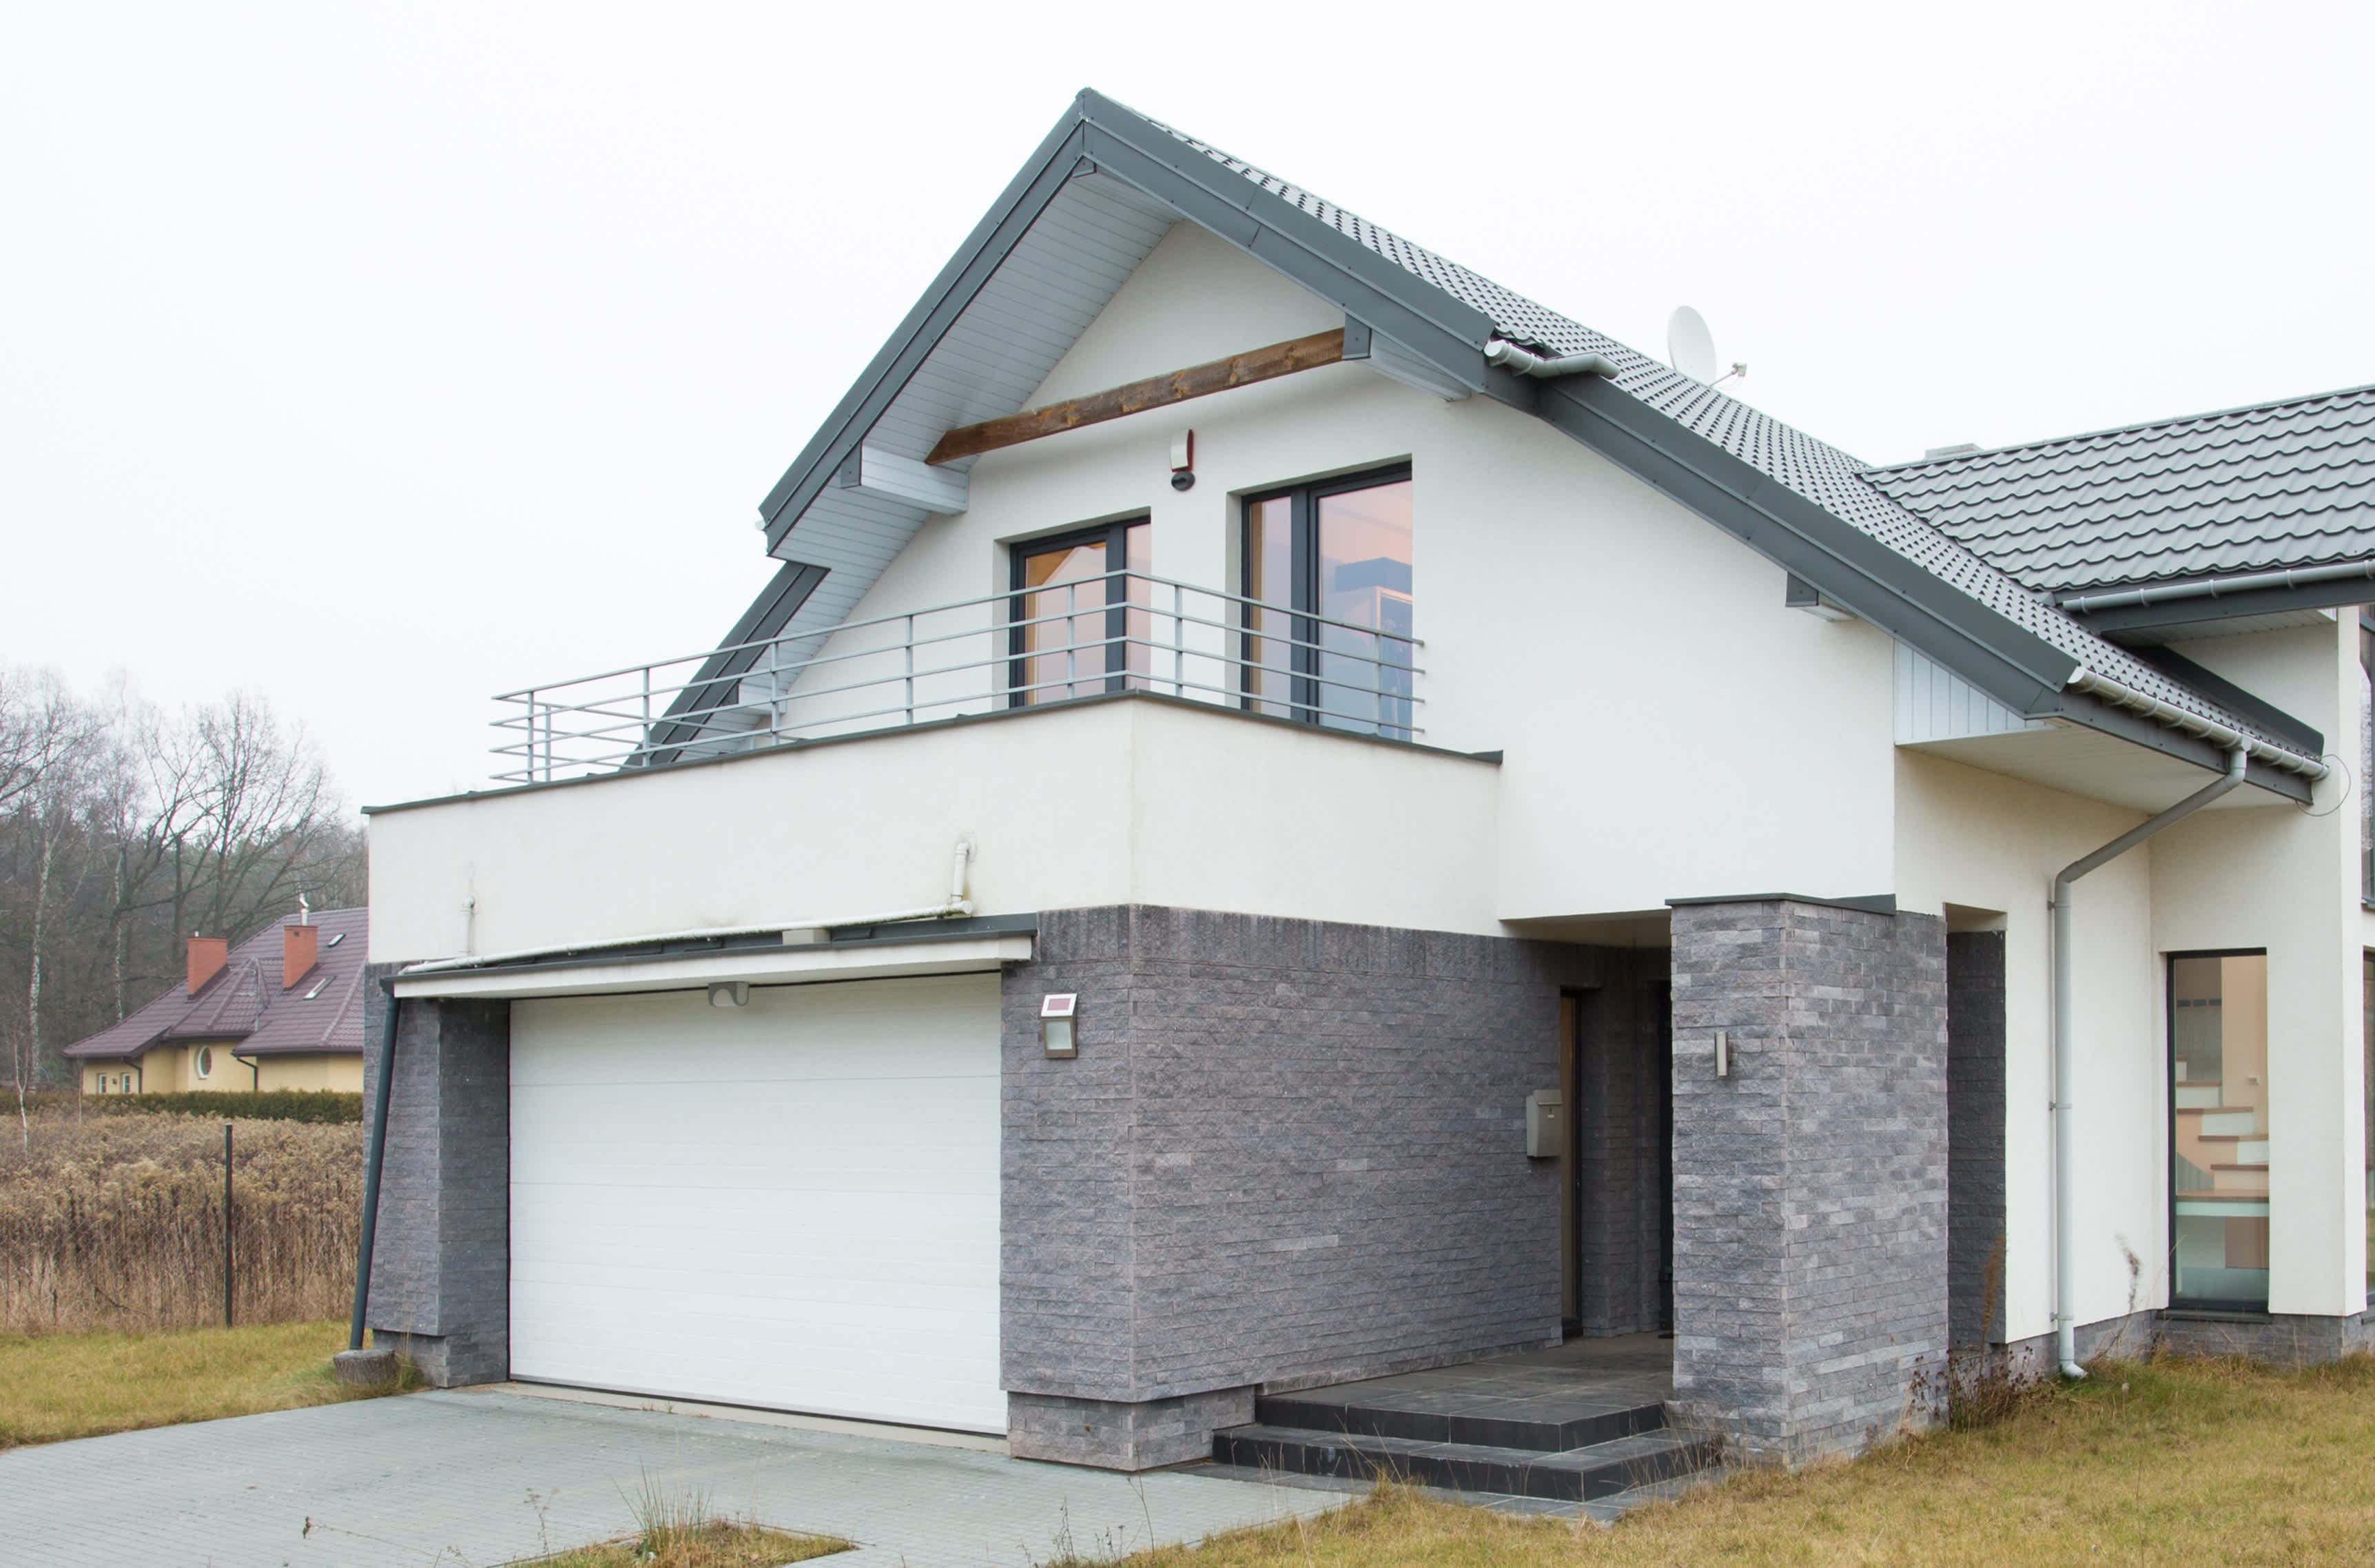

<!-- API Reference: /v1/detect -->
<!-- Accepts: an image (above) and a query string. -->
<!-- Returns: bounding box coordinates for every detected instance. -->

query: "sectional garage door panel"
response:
[508,973,1004,1433]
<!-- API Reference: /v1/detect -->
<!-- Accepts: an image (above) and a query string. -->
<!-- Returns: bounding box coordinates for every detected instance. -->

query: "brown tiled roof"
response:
[63,907,369,1062]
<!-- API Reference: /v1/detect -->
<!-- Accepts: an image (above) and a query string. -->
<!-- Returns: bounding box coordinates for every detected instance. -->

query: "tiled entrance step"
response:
[1212,1419,1714,1503]
[1211,1338,1717,1504]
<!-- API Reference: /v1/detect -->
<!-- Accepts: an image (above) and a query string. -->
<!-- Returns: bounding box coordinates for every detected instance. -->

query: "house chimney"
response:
[283,921,319,990]
[187,935,229,997]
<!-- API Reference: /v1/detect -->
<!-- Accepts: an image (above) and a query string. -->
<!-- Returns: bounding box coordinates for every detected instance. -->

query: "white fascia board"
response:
[836,444,970,515]
[391,933,1033,1001]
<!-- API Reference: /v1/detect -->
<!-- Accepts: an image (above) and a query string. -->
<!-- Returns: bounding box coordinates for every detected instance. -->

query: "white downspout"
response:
[2050,747,2249,1378]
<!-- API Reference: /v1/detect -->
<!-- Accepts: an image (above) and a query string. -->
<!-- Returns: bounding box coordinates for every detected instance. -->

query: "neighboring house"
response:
[358,91,2375,1470]
[65,908,369,1094]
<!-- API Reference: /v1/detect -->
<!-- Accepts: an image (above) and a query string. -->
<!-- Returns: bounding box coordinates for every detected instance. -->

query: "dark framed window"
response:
[1240,464,1414,739]
[2169,949,2272,1310]
[1008,518,1150,708]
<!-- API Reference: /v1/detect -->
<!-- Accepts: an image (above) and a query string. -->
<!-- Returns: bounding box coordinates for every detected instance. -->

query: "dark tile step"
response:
[1211,1423,1719,1503]
[1253,1392,1667,1452]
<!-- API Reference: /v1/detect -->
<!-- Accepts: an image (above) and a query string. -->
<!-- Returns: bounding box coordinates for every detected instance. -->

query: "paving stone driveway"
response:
[0,1388,1339,1568]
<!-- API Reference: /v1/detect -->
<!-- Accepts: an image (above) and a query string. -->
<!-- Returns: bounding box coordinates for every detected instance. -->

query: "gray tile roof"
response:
[1149,116,2312,762]
[64,907,369,1062]
[1860,384,2375,595]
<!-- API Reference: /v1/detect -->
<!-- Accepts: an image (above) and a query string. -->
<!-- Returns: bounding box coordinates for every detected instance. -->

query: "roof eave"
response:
[758,106,1096,548]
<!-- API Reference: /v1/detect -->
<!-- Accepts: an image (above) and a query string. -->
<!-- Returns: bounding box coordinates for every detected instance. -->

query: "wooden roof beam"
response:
[925,328,1346,466]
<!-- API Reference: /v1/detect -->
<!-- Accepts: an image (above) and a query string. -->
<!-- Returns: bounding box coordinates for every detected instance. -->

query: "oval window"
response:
[194,1045,213,1080]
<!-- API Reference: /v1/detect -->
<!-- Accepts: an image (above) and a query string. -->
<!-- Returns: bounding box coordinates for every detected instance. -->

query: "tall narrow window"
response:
[1240,466,1414,739]
[1009,519,1150,706]
[2170,951,2271,1309]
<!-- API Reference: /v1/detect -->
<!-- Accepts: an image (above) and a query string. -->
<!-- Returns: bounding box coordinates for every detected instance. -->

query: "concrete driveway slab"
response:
[0,1388,1341,1568]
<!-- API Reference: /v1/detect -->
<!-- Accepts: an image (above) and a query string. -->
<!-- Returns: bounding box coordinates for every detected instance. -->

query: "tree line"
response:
[0,667,364,1097]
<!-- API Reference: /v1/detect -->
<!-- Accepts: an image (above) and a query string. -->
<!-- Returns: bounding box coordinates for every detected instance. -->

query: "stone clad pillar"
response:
[360,969,511,1387]
[1667,898,1949,1465]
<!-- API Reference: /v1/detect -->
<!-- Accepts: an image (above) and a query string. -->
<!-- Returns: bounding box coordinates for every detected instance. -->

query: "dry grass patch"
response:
[508,1476,849,1567]
[1125,1356,2375,1568]
[0,1317,406,1448]
[510,1520,849,1568]
[0,1105,361,1332]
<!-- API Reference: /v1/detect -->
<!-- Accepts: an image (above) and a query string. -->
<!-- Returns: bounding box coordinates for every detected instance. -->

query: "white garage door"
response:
[508,972,1004,1432]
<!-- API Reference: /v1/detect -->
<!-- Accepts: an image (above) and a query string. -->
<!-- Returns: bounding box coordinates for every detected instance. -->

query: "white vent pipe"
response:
[2049,747,2248,1379]
[1483,340,1623,380]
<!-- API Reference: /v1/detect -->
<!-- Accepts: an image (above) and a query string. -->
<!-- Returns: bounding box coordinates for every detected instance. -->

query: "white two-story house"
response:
[359,90,2375,1470]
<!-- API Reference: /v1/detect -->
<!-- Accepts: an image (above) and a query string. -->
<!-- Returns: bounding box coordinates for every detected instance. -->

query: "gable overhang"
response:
[757,90,1501,559]
[732,90,2319,805]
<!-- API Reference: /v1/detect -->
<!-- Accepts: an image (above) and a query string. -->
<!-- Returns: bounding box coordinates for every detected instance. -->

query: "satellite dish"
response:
[1667,306,1719,383]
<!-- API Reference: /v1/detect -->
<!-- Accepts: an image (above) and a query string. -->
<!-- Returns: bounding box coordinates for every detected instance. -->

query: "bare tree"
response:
[0,670,364,1139]
[0,672,104,1146]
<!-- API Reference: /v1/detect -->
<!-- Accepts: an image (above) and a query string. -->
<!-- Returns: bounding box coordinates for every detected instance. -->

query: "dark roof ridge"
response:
[1869,380,2375,475]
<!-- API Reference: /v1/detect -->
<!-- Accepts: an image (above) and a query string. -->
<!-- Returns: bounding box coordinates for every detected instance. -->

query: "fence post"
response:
[222,1120,234,1328]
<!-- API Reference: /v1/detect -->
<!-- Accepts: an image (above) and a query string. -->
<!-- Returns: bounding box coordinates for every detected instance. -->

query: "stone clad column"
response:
[360,970,511,1387]
[1667,898,1948,1465]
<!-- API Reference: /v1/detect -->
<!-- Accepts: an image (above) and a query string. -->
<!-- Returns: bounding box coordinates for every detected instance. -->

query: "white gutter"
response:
[398,838,976,977]
[1484,340,1625,380]
[2049,747,2249,1379]
[2056,558,2375,615]
[2066,668,2327,782]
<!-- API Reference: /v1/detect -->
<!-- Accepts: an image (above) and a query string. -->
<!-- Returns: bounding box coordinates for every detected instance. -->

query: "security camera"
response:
[1170,470,1195,492]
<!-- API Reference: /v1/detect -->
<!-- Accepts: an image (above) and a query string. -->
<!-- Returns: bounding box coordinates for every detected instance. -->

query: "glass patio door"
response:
[2170,951,2272,1308]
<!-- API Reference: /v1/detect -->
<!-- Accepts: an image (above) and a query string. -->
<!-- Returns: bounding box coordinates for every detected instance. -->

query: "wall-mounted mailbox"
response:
[1525,1089,1563,1159]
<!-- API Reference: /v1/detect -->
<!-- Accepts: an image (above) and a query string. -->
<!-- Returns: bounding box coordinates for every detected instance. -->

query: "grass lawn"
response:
[0,1318,406,1449]
[1128,1356,2375,1568]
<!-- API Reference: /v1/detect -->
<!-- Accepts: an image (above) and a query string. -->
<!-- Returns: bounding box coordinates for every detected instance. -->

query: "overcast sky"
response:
[5,3,2371,812]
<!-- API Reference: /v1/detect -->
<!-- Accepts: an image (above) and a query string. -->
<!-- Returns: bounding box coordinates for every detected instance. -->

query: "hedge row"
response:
[32,1088,366,1124]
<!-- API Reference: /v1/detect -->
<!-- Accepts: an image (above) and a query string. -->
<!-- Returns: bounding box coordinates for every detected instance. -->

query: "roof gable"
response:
[63,907,371,1062]
[723,90,2324,795]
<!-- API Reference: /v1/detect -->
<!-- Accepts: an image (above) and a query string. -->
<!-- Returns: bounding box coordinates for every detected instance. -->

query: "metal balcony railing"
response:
[493,571,1423,784]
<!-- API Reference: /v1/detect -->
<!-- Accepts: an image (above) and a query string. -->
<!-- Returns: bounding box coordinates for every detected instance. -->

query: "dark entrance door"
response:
[1562,971,1676,1339]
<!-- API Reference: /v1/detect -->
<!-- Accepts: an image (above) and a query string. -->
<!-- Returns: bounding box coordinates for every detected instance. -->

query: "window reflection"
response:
[1012,521,1149,705]
[1240,469,1415,739]
[2171,953,2271,1308]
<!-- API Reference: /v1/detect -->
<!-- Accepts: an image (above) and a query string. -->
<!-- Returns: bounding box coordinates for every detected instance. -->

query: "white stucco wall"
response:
[788,221,1897,924]
[1898,614,2371,1339]
[367,697,1503,962]
[2149,617,2366,1317]
[1896,752,2161,1343]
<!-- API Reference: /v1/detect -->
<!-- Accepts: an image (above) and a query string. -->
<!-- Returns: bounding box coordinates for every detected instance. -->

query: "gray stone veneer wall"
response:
[1946,931,2007,1348]
[1000,905,1621,1468]
[360,967,511,1387]
[1669,900,1949,1467]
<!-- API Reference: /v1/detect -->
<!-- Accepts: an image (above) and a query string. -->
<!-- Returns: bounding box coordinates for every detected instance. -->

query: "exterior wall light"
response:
[1041,993,1078,1058]
[708,982,750,1009]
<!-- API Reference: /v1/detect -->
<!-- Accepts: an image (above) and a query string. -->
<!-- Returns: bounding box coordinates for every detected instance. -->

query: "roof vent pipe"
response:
[1483,340,1624,380]
[2049,745,2248,1380]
